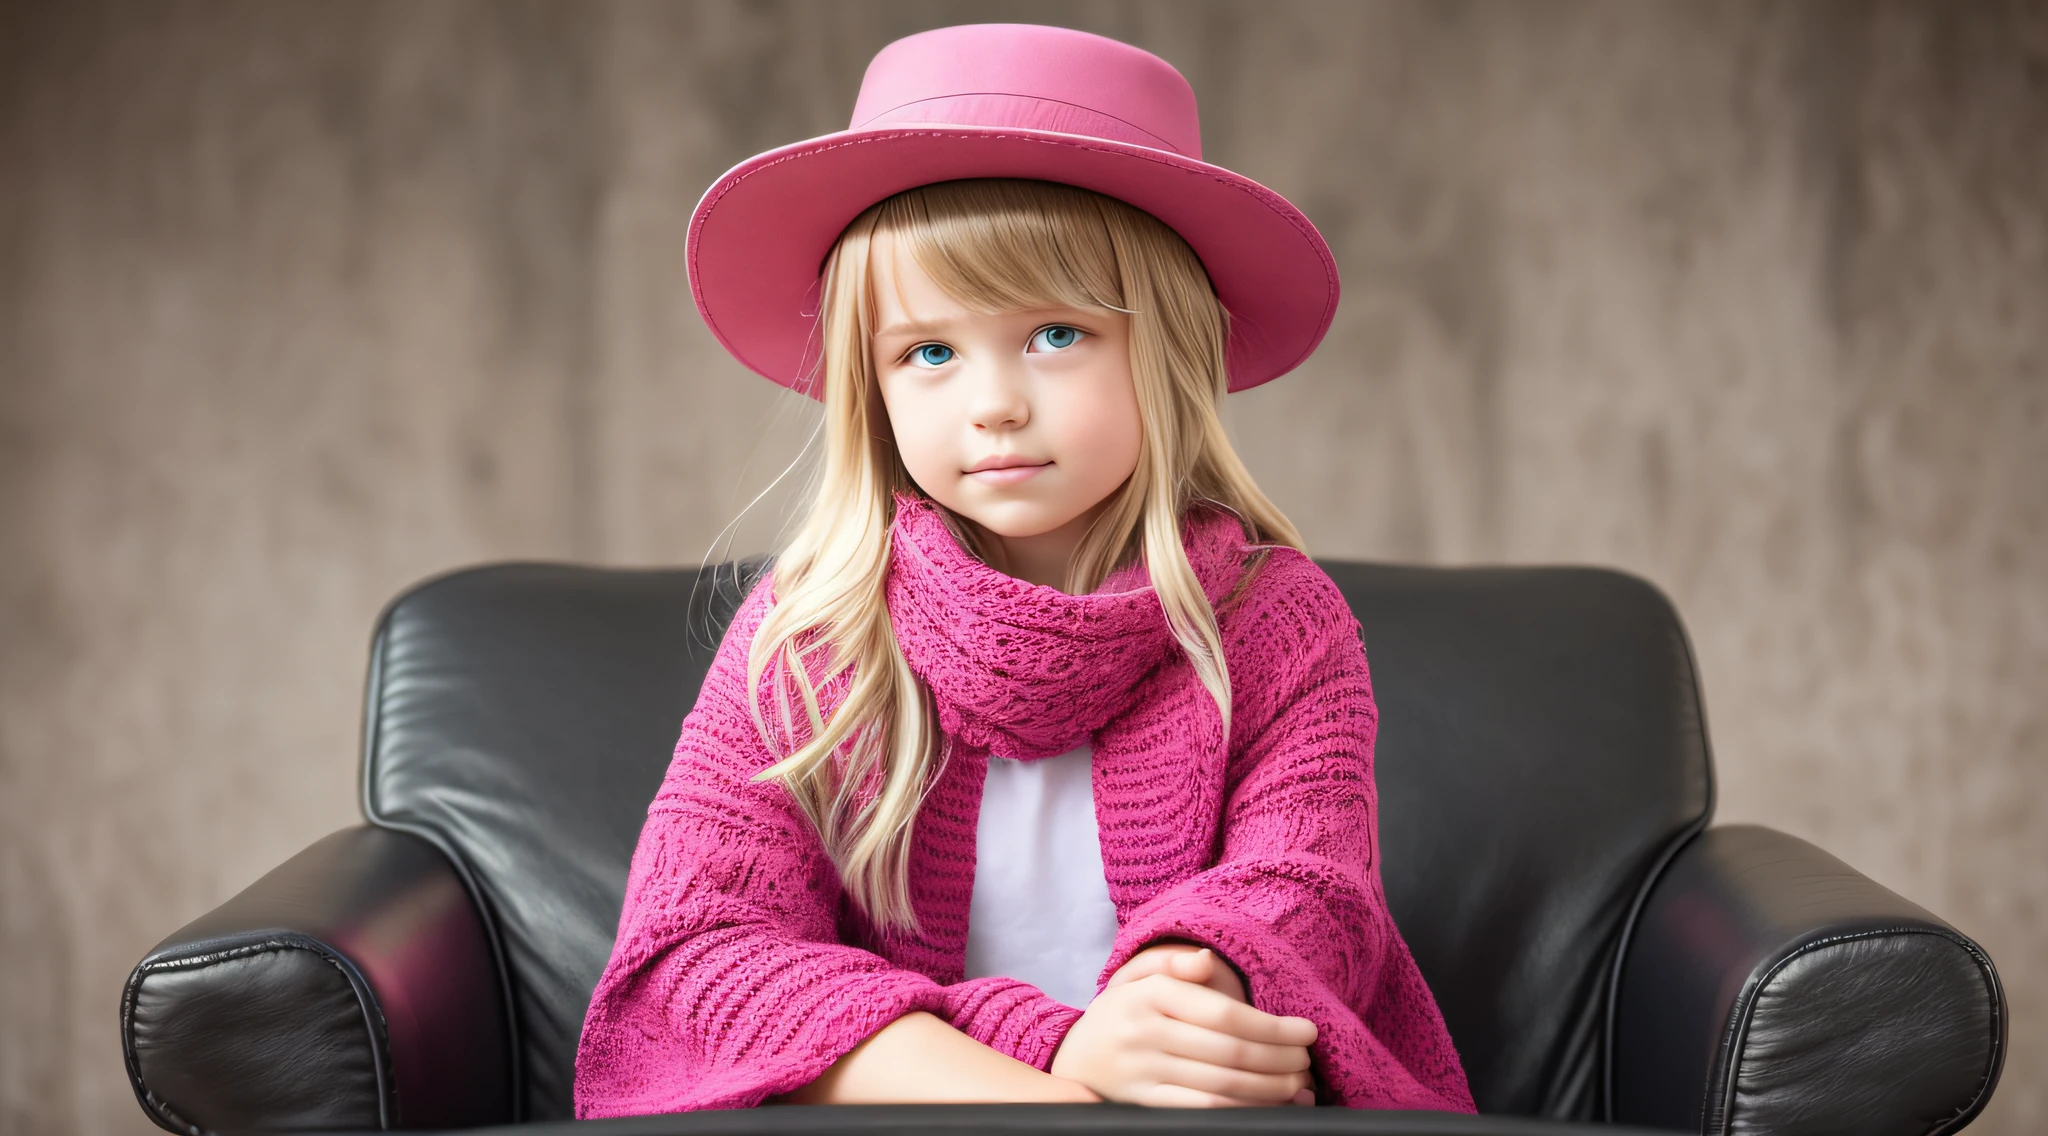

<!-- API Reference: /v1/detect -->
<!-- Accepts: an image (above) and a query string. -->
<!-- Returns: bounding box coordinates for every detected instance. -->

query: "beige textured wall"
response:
[2,2,2041,1132]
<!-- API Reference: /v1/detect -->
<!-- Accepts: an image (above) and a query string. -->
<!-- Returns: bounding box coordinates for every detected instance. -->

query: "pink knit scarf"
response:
[884,491,1256,763]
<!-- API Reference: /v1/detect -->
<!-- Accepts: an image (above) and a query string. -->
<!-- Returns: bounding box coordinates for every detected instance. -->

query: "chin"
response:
[947,494,1083,539]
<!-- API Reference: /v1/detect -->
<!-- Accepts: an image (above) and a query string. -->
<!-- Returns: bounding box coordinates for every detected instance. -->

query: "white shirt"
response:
[961,743,1122,1009]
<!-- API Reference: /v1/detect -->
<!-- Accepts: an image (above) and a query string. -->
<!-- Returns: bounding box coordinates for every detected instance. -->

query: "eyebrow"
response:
[871,318,956,340]
[873,307,1100,341]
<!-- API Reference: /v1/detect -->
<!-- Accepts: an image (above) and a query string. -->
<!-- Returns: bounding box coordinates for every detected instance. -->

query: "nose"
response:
[964,360,1030,432]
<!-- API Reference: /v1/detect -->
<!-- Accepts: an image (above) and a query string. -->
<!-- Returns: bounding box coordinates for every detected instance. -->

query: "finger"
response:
[1105,954,1173,989]
[1115,944,1200,987]
[1150,1053,1313,1105]
[1177,949,1247,1000]
[1132,1082,1261,1109]
[1169,949,1241,1000]
[1166,949,1215,983]
[1141,975,1319,1045]
[1174,985,1317,1045]
[1151,1015,1312,1074]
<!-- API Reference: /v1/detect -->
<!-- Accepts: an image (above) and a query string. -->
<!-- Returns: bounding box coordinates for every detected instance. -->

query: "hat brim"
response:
[686,125,1339,397]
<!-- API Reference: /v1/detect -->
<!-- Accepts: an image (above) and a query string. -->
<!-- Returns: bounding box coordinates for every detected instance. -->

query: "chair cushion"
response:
[363,558,1708,1120]
[1327,565,1711,1118]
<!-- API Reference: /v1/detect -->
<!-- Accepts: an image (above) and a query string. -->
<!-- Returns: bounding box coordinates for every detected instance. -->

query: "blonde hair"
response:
[744,179,1304,931]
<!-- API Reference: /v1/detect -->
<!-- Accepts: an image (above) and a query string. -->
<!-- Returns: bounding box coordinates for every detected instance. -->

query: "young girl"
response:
[573,23,1473,1116]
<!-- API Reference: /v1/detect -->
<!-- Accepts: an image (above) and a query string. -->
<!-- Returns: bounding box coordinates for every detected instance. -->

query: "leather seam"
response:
[360,575,526,1122]
[1714,926,2005,1136]
[121,957,208,1136]
[1925,933,2007,1136]
[122,935,394,1134]
[1601,576,1718,1122]
[357,559,772,1122]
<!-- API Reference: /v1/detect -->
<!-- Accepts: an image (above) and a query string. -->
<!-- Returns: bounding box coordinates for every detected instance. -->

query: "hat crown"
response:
[849,23,1203,158]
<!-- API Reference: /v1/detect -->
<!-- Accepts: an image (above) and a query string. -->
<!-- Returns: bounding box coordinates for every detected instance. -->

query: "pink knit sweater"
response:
[573,493,1475,1116]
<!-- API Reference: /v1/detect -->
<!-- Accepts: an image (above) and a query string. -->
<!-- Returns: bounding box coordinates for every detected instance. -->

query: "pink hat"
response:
[686,23,1339,398]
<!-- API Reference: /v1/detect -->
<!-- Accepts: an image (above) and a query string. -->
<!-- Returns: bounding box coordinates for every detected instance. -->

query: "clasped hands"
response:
[1048,941,1320,1107]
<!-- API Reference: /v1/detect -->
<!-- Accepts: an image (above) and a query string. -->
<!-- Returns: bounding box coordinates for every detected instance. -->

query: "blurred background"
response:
[0,1,2041,1133]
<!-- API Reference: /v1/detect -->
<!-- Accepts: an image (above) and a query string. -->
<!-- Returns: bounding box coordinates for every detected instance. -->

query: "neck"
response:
[978,498,1113,593]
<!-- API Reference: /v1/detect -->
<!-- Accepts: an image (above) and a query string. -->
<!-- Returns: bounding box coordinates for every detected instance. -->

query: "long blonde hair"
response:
[745,179,1304,931]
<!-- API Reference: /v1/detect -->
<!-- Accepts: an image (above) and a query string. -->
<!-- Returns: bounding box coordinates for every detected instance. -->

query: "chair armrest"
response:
[1611,824,2004,1134]
[122,825,512,1133]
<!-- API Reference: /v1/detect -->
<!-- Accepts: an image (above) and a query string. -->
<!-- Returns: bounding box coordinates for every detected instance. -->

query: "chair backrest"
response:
[361,558,1710,1121]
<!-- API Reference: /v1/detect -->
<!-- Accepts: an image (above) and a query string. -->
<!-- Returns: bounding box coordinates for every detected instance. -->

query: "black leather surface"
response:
[122,825,510,1133]
[129,944,384,1134]
[321,1103,1679,1135]
[362,560,768,1121]
[1612,825,2005,1134]
[360,558,1710,1123]
[118,552,2018,1133]
[126,555,2013,1133]
[1326,565,1713,1118]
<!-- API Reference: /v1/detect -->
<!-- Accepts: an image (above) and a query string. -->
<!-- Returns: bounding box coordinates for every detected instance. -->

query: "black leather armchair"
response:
[122,559,2005,1135]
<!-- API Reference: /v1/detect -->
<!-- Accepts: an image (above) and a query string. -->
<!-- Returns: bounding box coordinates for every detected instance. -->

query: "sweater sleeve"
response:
[572,575,950,1117]
[936,976,1085,1072]
[1095,553,1476,1112]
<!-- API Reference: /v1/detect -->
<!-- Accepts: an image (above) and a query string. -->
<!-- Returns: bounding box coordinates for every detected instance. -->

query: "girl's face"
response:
[869,230,1142,591]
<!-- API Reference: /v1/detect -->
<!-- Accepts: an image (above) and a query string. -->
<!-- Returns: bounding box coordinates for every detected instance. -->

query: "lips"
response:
[965,454,1051,473]
[965,455,1052,486]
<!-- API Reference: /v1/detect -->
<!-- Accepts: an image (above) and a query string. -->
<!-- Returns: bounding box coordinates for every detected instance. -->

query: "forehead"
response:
[863,224,1109,343]
[867,229,967,328]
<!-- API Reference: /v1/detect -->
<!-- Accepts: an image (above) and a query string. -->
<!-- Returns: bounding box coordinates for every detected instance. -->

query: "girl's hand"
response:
[1106,942,1248,1003]
[769,1011,1105,1105]
[1049,952,1319,1108]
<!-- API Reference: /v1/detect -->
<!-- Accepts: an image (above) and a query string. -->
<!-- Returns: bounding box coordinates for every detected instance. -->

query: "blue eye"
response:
[1031,325,1084,351]
[909,343,955,368]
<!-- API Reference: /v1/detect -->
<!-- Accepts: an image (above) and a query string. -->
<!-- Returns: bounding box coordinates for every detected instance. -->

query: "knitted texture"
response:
[573,492,1475,1115]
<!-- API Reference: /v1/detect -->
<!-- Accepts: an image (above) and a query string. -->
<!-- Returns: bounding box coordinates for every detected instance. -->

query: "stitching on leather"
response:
[1923,936,2007,1136]
[1717,926,2003,1136]
[361,571,526,1122]
[1601,577,1717,1123]
[687,129,1341,386]
[123,936,393,1134]
[121,957,208,1136]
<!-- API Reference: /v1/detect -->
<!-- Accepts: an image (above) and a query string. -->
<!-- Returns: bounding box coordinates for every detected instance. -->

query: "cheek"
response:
[1059,376,1143,482]
[877,380,953,478]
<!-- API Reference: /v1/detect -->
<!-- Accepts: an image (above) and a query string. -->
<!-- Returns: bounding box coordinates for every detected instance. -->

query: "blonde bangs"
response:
[869,180,1130,324]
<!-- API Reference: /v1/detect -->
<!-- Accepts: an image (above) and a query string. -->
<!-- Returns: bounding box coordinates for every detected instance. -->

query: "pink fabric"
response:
[858,93,1186,156]
[849,25,1202,156]
[687,24,1340,397]
[573,492,1475,1115]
